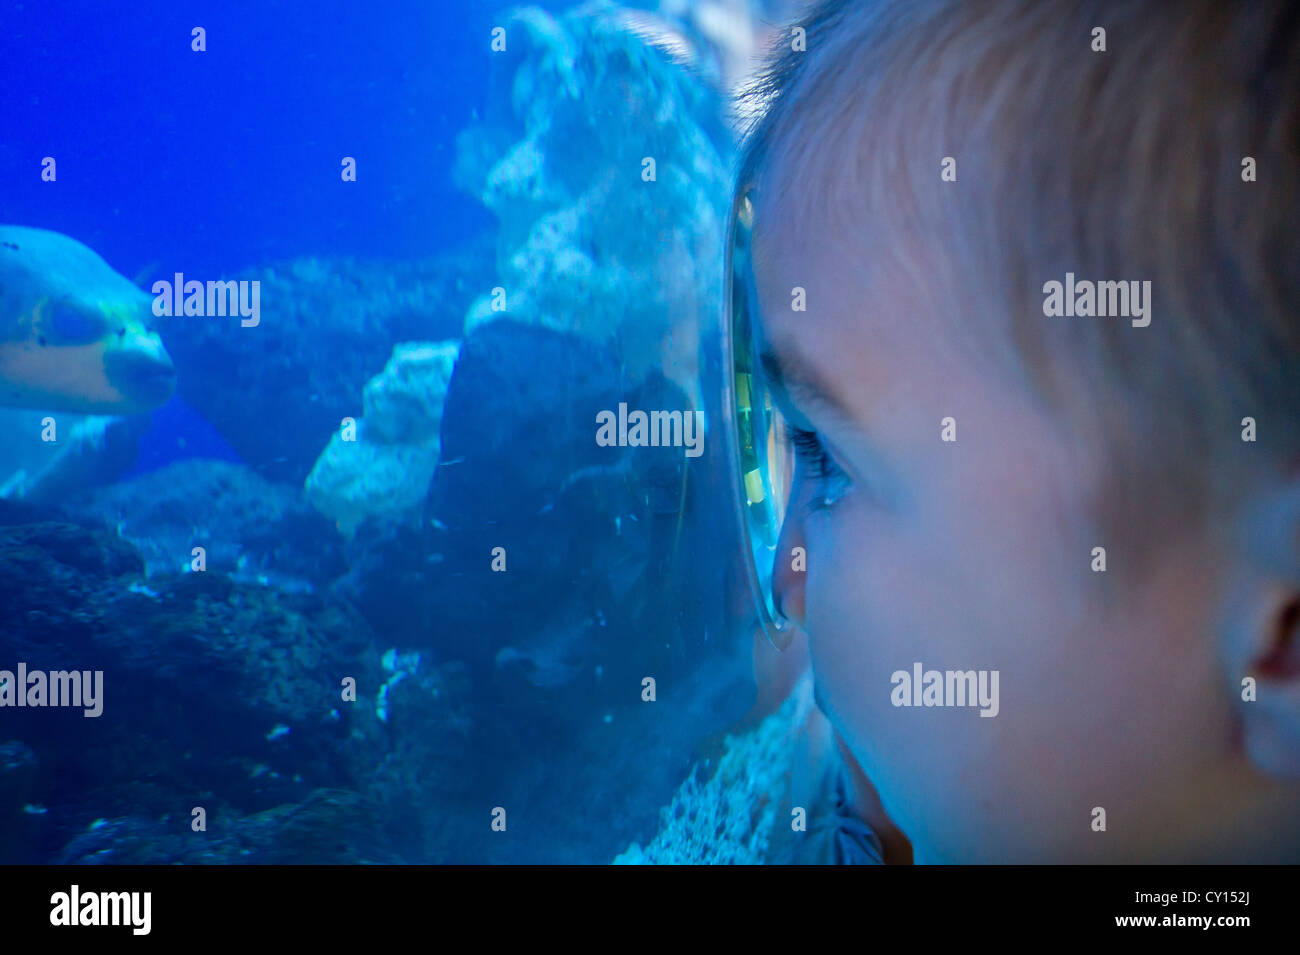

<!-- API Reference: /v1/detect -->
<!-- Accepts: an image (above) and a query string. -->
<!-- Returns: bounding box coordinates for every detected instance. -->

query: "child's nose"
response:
[772,504,808,630]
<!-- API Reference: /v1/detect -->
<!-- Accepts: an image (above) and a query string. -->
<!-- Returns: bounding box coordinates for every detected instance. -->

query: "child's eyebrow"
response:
[759,342,858,430]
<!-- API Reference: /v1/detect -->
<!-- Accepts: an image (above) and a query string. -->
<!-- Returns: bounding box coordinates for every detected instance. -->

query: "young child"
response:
[739,0,1300,862]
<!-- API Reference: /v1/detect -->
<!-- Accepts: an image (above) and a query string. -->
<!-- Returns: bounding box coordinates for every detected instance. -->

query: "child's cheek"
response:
[804,501,918,711]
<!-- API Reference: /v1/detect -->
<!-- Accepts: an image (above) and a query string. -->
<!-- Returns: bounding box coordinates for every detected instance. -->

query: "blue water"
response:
[1,0,556,475]
[0,0,769,867]
[0,0,757,865]
[1,0,510,275]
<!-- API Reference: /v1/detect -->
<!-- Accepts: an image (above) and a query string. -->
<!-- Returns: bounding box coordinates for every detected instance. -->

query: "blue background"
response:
[0,0,571,470]
[0,0,543,278]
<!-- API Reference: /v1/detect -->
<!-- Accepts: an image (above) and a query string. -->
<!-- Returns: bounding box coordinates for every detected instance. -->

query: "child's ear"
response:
[1240,591,1300,777]
[1227,482,1300,778]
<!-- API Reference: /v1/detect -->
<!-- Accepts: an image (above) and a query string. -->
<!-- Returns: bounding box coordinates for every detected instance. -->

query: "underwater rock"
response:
[54,789,392,864]
[0,521,382,766]
[453,3,732,401]
[63,458,346,591]
[0,740,39,864]
[0,519,143,580]
[331,514,447,652]
[417,318,631,665]
[157,241,492,484]
[395,320,702,694]
[305,340,459,537]
[337,319,684,674]
[0,519,474,863]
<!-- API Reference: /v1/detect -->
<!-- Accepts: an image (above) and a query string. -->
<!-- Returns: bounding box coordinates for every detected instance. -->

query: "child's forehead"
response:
[744,111,897,285]
[744,166,1028,426]
[747,176,876,312]
[747,176,836,284]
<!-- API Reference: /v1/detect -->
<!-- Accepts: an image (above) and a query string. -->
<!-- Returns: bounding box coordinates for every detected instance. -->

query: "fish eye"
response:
[46,302,105,345]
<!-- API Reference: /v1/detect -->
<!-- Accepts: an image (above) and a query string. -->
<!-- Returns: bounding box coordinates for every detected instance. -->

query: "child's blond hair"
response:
[739,0,1299,544]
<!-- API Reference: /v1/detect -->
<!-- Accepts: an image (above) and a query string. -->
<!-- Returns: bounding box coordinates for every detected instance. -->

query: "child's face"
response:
[750,201,1247,862]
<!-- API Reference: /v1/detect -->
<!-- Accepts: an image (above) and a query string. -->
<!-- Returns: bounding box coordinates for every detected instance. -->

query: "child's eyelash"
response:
[788,425,834,477]
[786,424,853,510]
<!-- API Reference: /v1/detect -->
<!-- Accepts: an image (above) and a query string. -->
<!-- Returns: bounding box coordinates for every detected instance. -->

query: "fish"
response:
[0,226,175,413]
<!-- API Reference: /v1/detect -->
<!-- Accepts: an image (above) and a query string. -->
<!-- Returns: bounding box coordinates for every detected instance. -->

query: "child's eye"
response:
[787,424,853,511]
